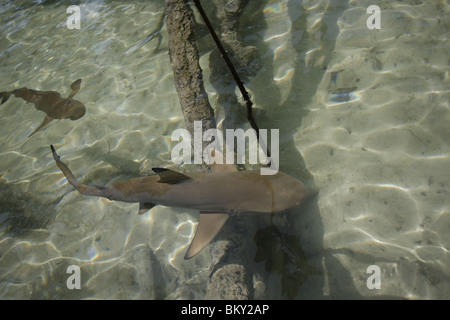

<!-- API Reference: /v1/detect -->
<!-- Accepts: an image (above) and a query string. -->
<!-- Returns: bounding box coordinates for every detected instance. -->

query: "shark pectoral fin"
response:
[29,115,53,137]
[184,212,230,260]
[0,91,12,104]
[138,202,156,215]
[152,168,192,184]
[68,79,82,98]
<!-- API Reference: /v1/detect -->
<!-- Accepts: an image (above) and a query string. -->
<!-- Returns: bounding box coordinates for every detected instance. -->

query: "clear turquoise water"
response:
[0,0,449,299]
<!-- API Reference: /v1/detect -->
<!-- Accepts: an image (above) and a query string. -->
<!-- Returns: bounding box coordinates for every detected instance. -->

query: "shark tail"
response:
[51,145,84,192]
[50,145,105,196]
[0,91,12,104]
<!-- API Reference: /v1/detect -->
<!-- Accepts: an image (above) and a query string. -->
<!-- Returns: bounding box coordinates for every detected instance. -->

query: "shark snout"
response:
[68,101,86,120]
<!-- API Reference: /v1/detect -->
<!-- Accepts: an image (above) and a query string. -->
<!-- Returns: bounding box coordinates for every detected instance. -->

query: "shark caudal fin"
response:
[50,145,107,197]
[51,145,84,191]
[184,212,229,259]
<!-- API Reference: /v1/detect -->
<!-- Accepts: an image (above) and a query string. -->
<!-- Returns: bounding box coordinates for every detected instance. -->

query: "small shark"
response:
[0,79,85,137]
[50,145,308,259]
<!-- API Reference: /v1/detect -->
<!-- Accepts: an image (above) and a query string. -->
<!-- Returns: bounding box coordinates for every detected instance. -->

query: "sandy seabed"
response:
[0,0,448,299]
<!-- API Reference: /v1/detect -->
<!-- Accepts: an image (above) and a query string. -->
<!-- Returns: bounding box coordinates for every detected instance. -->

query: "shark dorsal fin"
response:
[138,202,156,215]
[68,79,81,99]
[184,212,230,259]
[152,168,192,184]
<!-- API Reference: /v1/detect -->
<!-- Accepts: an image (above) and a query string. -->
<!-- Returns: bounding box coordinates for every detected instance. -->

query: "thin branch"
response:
[192,0,260,137]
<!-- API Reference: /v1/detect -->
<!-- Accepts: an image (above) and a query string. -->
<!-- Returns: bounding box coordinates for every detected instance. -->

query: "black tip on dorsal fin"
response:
[151,168,192,184]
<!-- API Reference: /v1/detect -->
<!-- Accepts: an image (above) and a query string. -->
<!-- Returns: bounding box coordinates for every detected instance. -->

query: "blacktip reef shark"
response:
[0,79,85,137]
[50,145,308,259]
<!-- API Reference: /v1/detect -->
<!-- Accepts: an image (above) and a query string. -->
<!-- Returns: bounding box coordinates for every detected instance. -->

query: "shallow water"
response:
[0,0,449,299]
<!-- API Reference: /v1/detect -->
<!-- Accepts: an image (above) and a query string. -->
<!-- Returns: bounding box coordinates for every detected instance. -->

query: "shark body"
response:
[50,145,308,259]
[0,79,85,137]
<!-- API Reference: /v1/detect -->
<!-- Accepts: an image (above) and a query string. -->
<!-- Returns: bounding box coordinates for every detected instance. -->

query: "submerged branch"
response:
[165,0,216,141]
